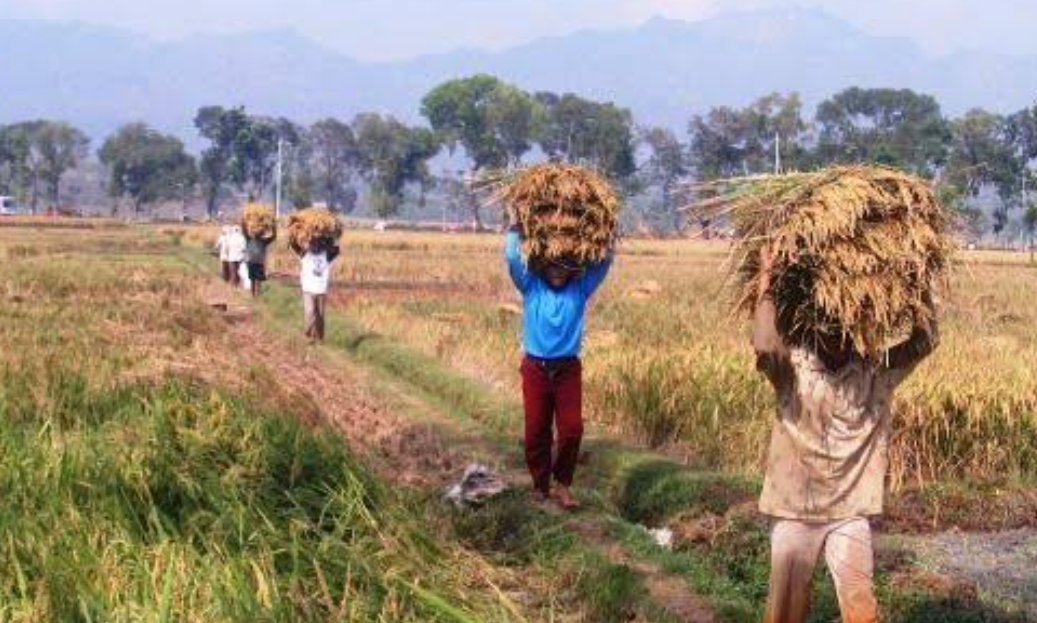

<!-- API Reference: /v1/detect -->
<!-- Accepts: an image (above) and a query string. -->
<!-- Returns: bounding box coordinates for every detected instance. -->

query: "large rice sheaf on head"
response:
[688,165,956,359]
[287,207,344,254]
[241,203,277,240]
[495,163,620,266]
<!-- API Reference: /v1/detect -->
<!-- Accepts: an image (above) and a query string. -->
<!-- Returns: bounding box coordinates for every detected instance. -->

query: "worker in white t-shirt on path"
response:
[224,226,247,287]
[298,240,341,343]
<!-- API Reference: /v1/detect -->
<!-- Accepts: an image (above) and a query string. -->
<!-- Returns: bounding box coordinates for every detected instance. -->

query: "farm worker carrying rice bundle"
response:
[491,162,619,510]
[688,165,953,623]
[215,225,247,286]
[241,203,277,298]
[214,226,234,283]
[288,207,344,343]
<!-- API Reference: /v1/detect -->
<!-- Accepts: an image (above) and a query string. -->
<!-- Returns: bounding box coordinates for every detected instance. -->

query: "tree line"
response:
[2,74,1036,238]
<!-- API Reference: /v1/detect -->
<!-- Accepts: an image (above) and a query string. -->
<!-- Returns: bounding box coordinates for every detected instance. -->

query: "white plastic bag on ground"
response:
[445,464,508,508]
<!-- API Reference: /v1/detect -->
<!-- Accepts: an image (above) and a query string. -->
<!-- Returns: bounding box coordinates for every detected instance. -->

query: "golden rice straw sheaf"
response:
[286,207,344,254]
[485,163,621,265]
[685,165,956,358]
[241,203,277,240]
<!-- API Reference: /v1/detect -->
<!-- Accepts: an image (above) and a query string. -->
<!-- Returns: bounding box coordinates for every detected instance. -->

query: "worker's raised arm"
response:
[752,247,791,386]
[580,252,614,298]
[886,320,939,375]
[752,247,788,357]
[327,244,341,264]
[505,226,532,293]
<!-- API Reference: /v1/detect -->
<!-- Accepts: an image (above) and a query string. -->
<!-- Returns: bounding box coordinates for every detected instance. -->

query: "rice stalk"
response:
[481,163,621,265]
[685,165,957,358]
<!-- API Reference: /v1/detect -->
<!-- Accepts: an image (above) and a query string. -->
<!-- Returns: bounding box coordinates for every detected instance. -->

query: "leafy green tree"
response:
[422,75,539,227]
[1024,201,1037,262]
[195,106,249,216]
[353,113,440,218]
[944,109,1026,238]
[640,126,689,231]
[0,123,34,201]
[535,92,637,181]
[99,123,196,215]
[815,87,951,175]
[688,92,810,180]
[1005,105,1037,162]
[308,118,361,212]
[421,75,538,169]
[34,121,89,209]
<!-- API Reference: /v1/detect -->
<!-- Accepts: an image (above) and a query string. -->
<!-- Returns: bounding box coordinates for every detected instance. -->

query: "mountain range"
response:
[3,8,1037,145]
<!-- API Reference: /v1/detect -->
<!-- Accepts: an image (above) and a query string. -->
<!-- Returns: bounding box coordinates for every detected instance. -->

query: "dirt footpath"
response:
[196,280,716,623]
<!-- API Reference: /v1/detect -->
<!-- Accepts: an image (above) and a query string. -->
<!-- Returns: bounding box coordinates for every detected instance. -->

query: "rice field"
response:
[254,228,1037,491]
[0,226,556,622]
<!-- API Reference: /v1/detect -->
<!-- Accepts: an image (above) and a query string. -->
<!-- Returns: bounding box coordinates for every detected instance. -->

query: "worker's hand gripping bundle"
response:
[287,207,344,254]
[688,165,955,358]
[494,163,620,266]
[241,203,277,240]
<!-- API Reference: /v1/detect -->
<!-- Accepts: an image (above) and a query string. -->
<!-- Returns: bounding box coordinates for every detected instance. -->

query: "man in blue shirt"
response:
[505,226,613,509]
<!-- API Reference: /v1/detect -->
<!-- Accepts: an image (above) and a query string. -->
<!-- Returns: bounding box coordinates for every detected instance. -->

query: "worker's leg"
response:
[824,518,879,623]
[303,293,317,339]
[763,520,827,623]
[521,357,555,496]
[315,294,326,340]
[221,261,231,282]
[551,359,584,488]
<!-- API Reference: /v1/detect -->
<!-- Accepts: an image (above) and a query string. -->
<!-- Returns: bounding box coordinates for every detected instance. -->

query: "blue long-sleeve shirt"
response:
[505,230,613,359]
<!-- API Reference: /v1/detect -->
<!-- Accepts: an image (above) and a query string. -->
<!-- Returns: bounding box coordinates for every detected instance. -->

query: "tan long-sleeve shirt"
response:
[753,299,936,521]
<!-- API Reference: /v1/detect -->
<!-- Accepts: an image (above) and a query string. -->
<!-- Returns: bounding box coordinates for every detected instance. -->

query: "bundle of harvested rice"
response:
[287,207,344,253]
[685,165,955,358]
[241,203,277,240]
[488,163,620,265]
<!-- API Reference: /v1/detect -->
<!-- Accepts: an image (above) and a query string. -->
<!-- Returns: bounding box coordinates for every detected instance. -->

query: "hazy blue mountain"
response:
[2,8,1036,144]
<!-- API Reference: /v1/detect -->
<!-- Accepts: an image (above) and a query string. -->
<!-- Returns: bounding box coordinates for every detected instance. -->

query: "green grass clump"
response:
[616,460,758,525]
[0,374,515,622]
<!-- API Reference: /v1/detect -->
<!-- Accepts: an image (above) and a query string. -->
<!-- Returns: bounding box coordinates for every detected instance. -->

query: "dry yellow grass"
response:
[172,225,1037,488]
[487,163,620,265]
[687,166,954,357]
[286,207,344,253]
[241,202,276,239]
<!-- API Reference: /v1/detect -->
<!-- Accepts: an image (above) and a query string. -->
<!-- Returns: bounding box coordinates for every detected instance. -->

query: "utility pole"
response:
[774,133,782,174]
[274,138,284,218]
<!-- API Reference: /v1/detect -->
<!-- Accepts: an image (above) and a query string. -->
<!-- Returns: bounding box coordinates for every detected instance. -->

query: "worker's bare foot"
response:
[553,485,580,511]
[531,489,551,505]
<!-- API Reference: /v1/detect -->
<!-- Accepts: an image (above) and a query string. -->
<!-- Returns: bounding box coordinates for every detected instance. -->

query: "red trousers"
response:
[520,355,583,494]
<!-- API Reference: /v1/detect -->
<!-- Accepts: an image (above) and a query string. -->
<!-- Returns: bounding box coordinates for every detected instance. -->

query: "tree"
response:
[230,116,284,200]
[353,113,440,218]
[308,118,361,212]
[640,126,689,231]
[34,121,89,209]
[815,87,952,175]
[688,93,810,181]
[99,123,196,215]
[535,92,637,181]
[195,106,248,216]
[944,109,1026,238]
[1024,201,1037,262]
[0,123,33,201]
[422,75,538,169]
[422,75,540,228]
[0,121,90,211]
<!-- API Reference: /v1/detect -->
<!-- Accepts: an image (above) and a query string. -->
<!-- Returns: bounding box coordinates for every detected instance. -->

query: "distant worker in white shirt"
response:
[214,225,247,286]
[297,240,341,343]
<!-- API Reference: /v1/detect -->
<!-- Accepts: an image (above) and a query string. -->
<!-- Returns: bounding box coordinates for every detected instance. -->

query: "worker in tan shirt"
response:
[753,248,938,623]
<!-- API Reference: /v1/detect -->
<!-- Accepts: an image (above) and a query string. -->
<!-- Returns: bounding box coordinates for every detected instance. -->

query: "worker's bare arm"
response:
[752,246,791,385]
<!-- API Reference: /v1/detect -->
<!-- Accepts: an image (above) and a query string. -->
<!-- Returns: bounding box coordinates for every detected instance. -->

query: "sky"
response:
[2,0,1037,61]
